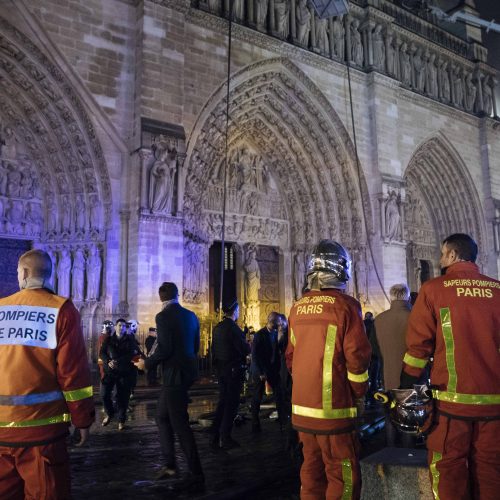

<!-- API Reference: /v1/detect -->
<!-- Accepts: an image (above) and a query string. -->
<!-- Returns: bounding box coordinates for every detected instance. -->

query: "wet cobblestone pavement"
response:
[69,375,385,499]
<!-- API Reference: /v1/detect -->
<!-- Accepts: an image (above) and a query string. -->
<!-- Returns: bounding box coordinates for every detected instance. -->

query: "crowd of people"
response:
[0,232,498,500]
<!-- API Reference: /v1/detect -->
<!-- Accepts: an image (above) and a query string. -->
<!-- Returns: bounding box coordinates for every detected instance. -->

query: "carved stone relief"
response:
[183,237,208,304]
[380,182,405,244]
[242,242,261,328]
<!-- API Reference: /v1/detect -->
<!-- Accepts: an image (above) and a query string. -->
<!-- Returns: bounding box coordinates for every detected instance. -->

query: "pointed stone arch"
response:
[0,15,111,242]
[404,132,487,288]
[182,57,371,252]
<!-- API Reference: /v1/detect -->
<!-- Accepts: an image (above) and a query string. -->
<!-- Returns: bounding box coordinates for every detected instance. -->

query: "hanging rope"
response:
[218,0,233,319]
[345,59,390,303]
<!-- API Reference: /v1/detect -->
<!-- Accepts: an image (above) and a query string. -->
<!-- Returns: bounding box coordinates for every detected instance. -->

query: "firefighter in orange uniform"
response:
[0,249,95,499]
[401,234,500,500]
[286,240,371,499]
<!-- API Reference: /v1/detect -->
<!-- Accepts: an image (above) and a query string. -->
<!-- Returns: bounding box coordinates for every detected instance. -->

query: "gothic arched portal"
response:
[181,57,372,319]
[0,16,111,304]
[404,133,486,291]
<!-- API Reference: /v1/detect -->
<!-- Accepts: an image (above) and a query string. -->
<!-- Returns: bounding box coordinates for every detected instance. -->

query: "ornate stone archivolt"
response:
[404,134,487,271]
[0,16,111,247]
[182,58,371,257]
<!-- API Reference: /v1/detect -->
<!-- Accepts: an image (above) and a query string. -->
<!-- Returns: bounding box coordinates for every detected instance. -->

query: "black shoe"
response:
[220,436,240,449]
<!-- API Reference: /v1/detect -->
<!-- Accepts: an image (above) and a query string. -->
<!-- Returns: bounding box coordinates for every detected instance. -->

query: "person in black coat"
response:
[211,300,250,449]
[249,311,284,432]
[100,318,139,430]
[134,282,203,487]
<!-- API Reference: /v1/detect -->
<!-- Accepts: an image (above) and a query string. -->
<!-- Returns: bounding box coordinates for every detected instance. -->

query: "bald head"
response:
[18,249,52,283]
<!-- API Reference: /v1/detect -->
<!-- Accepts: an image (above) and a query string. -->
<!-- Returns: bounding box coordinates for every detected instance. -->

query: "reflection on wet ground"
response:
[70,374,386,499]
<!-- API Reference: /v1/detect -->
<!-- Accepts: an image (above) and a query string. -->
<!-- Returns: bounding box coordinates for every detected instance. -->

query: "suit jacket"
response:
[374,300,411,390]
[145,302,200,388]
[250,326,280,379]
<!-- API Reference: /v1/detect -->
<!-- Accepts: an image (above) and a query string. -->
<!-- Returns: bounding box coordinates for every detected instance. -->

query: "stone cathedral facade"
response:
[0,0,499,357]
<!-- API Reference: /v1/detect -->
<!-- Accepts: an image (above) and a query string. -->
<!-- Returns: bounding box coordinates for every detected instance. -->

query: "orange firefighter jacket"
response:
[286,289,372,433]
[0,288,95,445]
[402,261,500,419]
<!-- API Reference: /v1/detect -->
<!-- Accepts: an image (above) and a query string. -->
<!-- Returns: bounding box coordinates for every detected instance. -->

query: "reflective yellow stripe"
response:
[430,451,442,499]
[341,459,353,500]
[432,390,500,405]
[0,413,71,428]
[292,404,357,419]
[347,370,369,383]
[323,325,337,410]
[440,307,457,393]
[63,386,93,402]
[290,327,296,347]
[403,353,428,368]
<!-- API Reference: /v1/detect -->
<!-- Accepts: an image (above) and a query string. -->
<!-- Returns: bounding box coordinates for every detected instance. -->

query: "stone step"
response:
[361,447,433,500]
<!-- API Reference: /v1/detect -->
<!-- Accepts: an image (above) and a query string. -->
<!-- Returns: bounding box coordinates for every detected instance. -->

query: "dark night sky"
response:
[475,0,500,69]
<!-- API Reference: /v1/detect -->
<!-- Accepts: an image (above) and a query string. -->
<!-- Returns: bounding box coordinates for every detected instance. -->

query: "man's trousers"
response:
[157,385,203,476]
[298,430,361,500]
[427,415,500,500]
[213,366,244,439]
[0,438,70,500]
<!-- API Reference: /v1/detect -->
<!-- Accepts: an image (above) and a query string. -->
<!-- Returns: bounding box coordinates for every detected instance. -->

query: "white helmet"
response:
[127,319,139,334]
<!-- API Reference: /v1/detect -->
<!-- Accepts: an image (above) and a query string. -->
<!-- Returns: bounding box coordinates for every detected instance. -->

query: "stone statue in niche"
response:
[89,193,102,230]
[46,198,58,233]
[149,137,177,215]
[413,47,426,92]
[332,15,344,59]
[207,0,220,15]
[72,248,85,302]
[482,76,493,116]
[0,126,17,160]
[464,73,477,112]
[86,245,102,301]
[350,19,363,66]
[274,0,289,38]
[385,191,401,242]
[439,60,451,102]
[57,249,71,298]
[315,17,329,55]
[75,194,86,231]
[61,196,72,233]
[243,244,261,304]
[386,32,395,75]
[20,167,35,198]
[452,66,464,108]
[296,0,311,46]
[233,0,245,22]
[399,43,411,86]
[293,250,306,300]
[6,165,21,197]
[425,53,438,98]
[24,202,42,236]
[0,161,8,195]
[184,239,206,302]
[372,24,385,70]
[256,0,268,28]
[5,200,23,234]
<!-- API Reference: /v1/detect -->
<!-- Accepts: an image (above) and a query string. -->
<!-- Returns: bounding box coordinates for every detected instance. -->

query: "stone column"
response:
[269,0,275,32]
[139,149,152,210]
[328,17,335,59]
[290,0,296,39]
[309,6,316,49]
[346,15,352,64]
[118,210,130,316]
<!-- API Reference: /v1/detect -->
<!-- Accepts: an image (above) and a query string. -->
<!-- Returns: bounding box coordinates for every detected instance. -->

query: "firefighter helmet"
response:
[306,239,351,290]
[102,320,114,335]
[383,385,434,435]
[127,319,139,334]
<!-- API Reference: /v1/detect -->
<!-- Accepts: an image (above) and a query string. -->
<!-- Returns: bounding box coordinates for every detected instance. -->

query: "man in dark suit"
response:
[134,282,203,487]
[250,311,284,432]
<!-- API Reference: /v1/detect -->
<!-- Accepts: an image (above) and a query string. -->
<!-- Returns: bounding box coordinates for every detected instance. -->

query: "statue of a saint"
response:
[453,67,464,108]
[233,0,245,22]
[75,194,86,231]
[385,191,401,241]
[6,167,21,197]
[372,25,385,70]
[296,0,311,46]
[464,73,477,112]
[243,246,261,304]
[86,245,102,300]
[350,19,363,67]
[440,61,451,102]
[72,248,86,302]
[57,249,71,298]
[256,0,268,28]
[332,15,344,59]
[399,43,411,86]
[482,76,493,116]
[293,251,305,300]
[315,17,329,55]
[149,140,177,214]
[426,53,438,98]
[274,0,289,38]
[413,48,426,92]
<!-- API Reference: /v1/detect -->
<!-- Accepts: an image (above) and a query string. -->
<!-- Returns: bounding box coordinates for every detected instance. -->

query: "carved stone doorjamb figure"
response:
[243,243,261,329]
[57,248,71,298]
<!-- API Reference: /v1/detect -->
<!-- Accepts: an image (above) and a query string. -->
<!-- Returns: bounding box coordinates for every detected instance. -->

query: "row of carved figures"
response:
[45,245,102,302]
[0,198,43,237]
[198,0,496,116]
